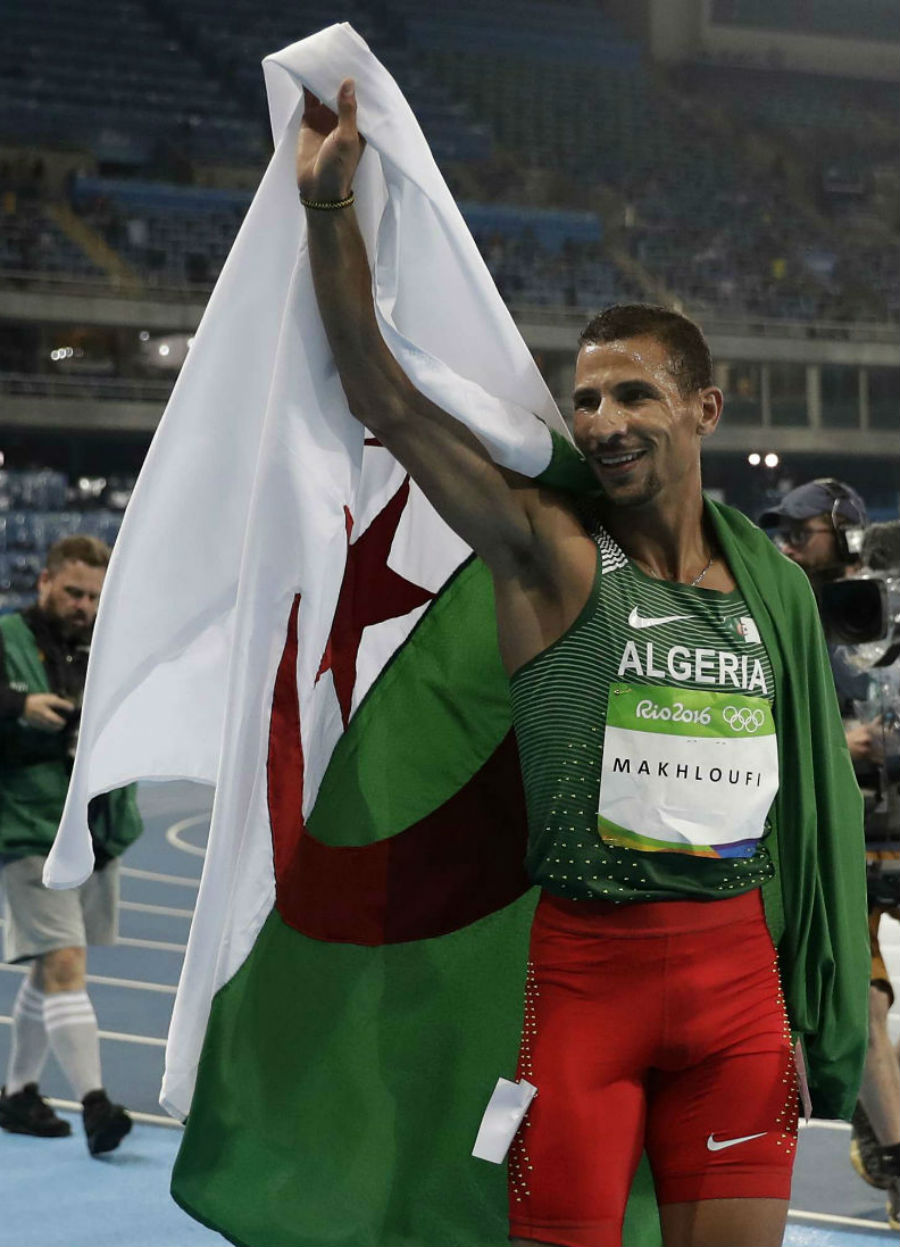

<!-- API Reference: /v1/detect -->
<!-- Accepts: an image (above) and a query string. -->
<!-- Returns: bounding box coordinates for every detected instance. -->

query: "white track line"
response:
[0,919,187,952]
[787,1208,896,1232]
[47,1096,183,1130]
[120,900,194,919]
[83,972,176,996]
[118,935,187,954]
[0,1014,165,1047]
[0,963,176,995]
[165,813,208,859]
[121,865,200,888]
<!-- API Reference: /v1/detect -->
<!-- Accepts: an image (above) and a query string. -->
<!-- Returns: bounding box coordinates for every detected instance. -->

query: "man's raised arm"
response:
[296,79,547,578]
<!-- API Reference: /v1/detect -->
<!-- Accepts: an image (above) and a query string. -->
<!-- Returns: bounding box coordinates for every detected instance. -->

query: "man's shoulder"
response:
[0,611,26,638]
[708,498,813,599]
[0,610,41,643]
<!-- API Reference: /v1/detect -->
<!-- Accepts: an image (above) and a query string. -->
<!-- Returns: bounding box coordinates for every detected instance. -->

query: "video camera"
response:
[819,520,900,670]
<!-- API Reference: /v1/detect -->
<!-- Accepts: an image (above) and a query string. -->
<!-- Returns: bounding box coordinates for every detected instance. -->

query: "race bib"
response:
[597,684,779,858]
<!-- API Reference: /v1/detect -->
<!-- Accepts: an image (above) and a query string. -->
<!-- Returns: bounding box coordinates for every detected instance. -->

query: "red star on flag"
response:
[317,476,435,726]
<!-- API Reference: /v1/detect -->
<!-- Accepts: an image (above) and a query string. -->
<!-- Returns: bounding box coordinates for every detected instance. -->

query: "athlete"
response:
[296,82,867,1247]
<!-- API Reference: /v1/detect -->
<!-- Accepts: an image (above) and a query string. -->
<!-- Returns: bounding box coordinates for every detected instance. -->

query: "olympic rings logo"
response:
[723,706,766,733]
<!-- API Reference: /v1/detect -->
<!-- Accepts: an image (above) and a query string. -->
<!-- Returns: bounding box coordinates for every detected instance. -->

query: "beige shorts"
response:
[2,854,119,963]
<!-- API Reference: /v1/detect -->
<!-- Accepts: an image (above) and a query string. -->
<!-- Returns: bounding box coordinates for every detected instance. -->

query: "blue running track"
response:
[0,781,897,1246]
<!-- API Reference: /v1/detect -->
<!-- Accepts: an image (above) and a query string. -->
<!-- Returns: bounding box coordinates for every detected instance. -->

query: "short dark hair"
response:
[578,304,713,395]
[45,535,111,575]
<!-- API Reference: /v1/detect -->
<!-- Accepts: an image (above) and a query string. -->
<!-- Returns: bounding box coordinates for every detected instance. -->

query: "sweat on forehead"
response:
[579,304,712,394]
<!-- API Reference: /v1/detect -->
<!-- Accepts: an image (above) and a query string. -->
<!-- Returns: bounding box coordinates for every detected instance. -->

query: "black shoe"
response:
[82,1089,132,1156]
[0,1083,72,1137]
[850,1103,891,1190]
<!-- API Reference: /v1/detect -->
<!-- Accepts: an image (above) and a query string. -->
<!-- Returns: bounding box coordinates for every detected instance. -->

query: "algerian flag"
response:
[46,24,658,1247]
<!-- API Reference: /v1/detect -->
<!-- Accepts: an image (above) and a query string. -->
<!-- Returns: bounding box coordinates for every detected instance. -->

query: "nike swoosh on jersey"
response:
[706,1132,768,1152]
[627,607,693,630]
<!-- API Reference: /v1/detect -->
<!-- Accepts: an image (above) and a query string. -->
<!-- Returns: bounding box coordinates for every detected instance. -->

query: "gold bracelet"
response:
[299,191,355,210]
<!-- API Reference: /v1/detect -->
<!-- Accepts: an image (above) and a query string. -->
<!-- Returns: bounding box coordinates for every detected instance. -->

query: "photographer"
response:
[761,480,900,1230]
[0,536,141,1155]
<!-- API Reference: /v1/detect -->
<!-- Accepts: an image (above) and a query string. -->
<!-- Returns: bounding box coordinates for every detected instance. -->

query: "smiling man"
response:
[296,81,867,1247]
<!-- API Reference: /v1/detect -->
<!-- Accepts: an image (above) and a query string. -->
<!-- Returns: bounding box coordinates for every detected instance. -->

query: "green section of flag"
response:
[539,428,598,495]
[308,558,511,849]
[172,898,534,1247]
[607,684,775,740]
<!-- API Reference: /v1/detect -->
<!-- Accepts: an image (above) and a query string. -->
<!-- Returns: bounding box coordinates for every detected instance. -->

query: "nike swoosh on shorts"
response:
[706,1132,768,1152]
[627,607,693,630]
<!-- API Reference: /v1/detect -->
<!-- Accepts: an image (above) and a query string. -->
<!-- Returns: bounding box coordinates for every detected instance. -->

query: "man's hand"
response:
[845,719,883,764]
[22,693,75,732]
[296,79,365,202]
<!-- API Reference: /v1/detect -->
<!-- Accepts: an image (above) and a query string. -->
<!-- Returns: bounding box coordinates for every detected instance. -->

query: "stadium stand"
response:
[0,200,104,282]
[0,0,264,166]
[1,0,896,325]
[65,173,642,307]
[405,3,898,323]
[0,0,896,518]
[152,0,493,167]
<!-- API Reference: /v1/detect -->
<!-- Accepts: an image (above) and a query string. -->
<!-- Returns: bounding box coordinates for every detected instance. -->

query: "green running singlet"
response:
[509,525,778,903]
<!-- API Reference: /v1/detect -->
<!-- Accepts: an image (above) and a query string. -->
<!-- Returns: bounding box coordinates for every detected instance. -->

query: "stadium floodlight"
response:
[764,453,779,468]
[748,452,761,466]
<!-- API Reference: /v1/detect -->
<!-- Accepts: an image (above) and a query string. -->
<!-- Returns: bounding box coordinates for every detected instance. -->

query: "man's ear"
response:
[698,387,724,438]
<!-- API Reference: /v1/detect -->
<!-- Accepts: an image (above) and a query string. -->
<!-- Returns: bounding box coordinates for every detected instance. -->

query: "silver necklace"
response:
[690,553,715,586]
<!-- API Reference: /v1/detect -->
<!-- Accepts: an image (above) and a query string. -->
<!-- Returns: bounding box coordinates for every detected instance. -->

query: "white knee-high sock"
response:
[5,977,50,1094]
[43,990,102,1101]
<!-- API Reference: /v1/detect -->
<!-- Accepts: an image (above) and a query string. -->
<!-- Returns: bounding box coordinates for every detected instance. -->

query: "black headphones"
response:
[813,478,867,562]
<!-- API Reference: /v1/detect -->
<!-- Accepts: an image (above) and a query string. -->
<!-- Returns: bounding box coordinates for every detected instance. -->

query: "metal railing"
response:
[510,302,900,345]
[0,372,174,402]
[2,269,898,345]
[0,268,212,302]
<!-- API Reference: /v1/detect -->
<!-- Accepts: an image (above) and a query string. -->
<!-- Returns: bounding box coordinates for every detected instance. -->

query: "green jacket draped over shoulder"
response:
[707,498,869,1120]
[0,612,142,862]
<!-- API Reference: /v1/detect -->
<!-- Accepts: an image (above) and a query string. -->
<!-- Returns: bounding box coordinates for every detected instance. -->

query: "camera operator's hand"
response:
[845,719,883,764]
[22,693,75,733]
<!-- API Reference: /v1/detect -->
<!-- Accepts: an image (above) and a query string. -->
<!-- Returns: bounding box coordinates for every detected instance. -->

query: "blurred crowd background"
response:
[0,0,897,608]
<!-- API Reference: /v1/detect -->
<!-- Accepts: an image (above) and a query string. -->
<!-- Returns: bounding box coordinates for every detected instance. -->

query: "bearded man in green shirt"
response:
[0,536,141,1155]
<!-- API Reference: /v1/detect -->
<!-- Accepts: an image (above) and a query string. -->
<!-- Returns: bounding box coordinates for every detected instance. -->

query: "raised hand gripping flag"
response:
[45,24,659,1247]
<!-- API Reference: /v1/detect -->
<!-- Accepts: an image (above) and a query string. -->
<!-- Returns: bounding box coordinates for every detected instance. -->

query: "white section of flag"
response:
[43,24,570,1121]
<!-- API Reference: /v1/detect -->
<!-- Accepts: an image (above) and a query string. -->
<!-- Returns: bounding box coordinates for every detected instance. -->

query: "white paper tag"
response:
[793,1039,813,1124]
[472,1077,537,1163]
